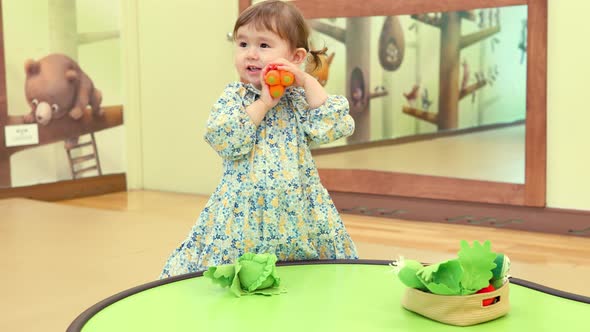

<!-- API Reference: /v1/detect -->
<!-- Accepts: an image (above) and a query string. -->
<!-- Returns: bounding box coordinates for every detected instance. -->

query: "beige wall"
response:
[123,0,238,194]
[123,0,590,211]
[545,0,590,210]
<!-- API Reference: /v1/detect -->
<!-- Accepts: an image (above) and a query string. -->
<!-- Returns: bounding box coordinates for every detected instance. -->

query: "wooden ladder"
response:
[65,133,102,179]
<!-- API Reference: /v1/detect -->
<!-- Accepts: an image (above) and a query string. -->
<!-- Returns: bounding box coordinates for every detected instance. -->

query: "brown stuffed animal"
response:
[23,53,103,126]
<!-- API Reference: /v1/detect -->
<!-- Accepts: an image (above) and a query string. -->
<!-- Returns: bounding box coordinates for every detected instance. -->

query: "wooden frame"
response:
[240,0,547,207]
[0,0,126,200]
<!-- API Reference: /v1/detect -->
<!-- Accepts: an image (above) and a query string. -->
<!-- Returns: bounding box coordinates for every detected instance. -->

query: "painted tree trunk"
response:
[346,17,371,143]
[438,12,461,130]
[48,0,78,60]
[48,0,80,179]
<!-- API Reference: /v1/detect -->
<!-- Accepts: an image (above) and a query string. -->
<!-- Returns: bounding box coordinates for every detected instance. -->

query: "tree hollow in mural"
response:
[378,16,405,72]
[310,17,393,143]
[306,5,526,148]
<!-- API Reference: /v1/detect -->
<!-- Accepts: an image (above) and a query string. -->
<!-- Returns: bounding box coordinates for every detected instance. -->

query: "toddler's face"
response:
[234,24,294,89]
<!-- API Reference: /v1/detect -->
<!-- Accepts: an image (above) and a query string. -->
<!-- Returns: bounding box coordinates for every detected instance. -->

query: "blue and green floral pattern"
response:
[160,82,358,278]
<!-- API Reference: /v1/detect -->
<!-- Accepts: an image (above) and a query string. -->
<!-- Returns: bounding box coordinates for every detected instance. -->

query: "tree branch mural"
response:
[404,9,500,130]
[0,107,123,187]
[309,16,402,143]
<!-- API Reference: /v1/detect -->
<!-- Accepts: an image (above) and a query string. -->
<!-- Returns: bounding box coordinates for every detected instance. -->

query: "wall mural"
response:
[304,5,527,147]
[0,0,124,188]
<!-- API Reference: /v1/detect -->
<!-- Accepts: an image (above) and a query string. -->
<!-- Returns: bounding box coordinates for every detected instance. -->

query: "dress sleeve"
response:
[290,89,355,145]
[204,83,257,160]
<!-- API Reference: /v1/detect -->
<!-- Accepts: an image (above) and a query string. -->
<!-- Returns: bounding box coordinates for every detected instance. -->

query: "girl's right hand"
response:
[259,65,282,109]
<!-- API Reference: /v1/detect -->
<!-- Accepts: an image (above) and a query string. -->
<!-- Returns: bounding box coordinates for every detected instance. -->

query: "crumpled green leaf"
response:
[458,240,497,294]
[394,240,503,296]
[416,259,463,295]
[203,265,235,288]
[394,258,428,291]
[236,252,281,292]
[204,252,285,297]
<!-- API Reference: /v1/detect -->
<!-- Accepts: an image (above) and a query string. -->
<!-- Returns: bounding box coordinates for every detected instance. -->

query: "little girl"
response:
[160,0,358,278]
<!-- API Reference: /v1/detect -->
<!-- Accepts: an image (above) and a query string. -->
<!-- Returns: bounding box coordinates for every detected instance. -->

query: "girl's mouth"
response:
[247,66,261,73]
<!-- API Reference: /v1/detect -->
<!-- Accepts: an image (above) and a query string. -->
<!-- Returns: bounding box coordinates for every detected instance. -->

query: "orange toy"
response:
[280,71,294,86]
[264,67,294,98]
[268,84,285,98]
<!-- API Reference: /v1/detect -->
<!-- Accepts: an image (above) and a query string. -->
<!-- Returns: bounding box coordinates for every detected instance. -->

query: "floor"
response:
[1,190,588,332]
[314,125,525,183]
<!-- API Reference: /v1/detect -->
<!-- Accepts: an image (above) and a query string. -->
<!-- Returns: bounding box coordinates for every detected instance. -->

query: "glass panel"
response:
[307,5,527,183]
[1,0,125,188]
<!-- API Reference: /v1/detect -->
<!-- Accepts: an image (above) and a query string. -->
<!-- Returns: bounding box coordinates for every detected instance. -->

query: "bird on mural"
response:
[403,84,420,107]
[474,71,485,84]
[479,10,486,28]
[421,88,432,111]
[487,68,495,86]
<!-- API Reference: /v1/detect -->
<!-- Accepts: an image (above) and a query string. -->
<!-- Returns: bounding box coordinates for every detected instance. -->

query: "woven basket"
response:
[401,282,510,326]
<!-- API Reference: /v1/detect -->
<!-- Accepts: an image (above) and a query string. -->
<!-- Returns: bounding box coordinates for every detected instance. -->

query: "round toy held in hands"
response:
[264,64,294,98]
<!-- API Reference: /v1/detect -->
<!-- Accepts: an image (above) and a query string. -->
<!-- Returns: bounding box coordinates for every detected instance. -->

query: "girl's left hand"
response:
[267,58,310,88]
[263,58,328,108]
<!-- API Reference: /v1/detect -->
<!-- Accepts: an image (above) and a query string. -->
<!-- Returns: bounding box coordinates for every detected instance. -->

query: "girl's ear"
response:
[291,48,307,65]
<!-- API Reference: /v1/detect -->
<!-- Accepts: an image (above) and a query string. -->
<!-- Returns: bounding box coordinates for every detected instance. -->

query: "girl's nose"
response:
[246,48,258,59]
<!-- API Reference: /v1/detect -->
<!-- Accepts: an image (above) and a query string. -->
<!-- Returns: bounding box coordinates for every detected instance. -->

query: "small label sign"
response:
[4,124,39,147]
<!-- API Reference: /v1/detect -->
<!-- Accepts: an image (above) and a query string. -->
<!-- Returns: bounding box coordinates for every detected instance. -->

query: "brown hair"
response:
[233,0,325,70]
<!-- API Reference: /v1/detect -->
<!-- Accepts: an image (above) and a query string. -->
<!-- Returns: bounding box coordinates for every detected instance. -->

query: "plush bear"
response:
[23,53,103,126]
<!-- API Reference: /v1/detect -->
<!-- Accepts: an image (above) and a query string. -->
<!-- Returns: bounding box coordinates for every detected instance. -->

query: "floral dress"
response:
[160,82,358,278]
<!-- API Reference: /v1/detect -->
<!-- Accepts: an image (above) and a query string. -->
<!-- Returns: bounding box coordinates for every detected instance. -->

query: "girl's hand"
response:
[259,65,282,109]
[268,58,328,109]
[270,58,310,88]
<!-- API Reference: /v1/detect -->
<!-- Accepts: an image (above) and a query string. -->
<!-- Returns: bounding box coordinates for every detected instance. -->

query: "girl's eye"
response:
[239,42,247,47]
[51,104,59,113]
[31,99,39,106]
[260,43,270,48]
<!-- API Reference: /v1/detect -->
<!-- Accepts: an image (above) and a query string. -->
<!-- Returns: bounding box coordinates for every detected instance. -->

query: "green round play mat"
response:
[68,260,589,332]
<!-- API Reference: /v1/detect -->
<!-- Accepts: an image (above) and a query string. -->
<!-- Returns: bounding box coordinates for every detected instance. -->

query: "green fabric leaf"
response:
[491,254,511,282]
[417,259,463,295]
[236,252,281,292]
[200,253,282,297]
[396,259,427,290]
[415,262,439,284]
[203,265,235,288]
[425,282,459,295]
[458,240,497,294]
[230,262,244,297]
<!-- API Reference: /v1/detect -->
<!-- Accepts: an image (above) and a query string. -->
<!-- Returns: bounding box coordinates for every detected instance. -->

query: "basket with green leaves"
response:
[391,240,511,326]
